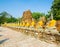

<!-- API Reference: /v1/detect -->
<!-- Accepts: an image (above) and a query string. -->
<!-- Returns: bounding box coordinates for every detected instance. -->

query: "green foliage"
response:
[46,11,51,18]
[0,11,18,25]
[51,0,60,20]
[0,12,8,24]
[6,16,18,23]
[32,12,45,21]
[54,15,60,20]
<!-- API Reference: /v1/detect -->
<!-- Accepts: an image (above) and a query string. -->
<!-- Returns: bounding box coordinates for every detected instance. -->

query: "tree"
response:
[0,11,18,25]
[6,16,18,23]
[32,12,45,21]
[51,0,60,20]
[0,11,8,24]
[45,10,52,21]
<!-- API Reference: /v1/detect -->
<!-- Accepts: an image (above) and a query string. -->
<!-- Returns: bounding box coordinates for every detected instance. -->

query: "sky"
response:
[0,0,53,18]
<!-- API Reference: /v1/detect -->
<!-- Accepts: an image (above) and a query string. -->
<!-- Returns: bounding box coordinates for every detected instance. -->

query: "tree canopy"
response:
[0,11,18,25]
[32,12,45,21]
[51,0,60,20]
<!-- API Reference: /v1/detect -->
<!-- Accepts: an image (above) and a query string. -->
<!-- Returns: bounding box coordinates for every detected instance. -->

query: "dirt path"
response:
[0,27,59,47]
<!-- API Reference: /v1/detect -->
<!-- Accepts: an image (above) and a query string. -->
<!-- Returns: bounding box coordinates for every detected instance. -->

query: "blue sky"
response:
[0,0,53,18]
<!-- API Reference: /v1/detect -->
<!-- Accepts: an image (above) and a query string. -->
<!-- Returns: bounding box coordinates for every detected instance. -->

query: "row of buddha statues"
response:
[2,19,59,35]
[3,19,56,28]
[19,19,56,28]
[20,19,59,34]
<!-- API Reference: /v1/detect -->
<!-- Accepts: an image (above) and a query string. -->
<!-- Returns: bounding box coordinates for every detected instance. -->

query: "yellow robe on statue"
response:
[25,22,30,27]
[47,20,56,27]
[30,21,35,27]
[20,23,23,26]
[22,22,25,26]
[36,21,44,28]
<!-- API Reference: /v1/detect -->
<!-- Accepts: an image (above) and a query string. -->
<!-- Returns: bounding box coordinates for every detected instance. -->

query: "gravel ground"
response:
[0,27,60,47]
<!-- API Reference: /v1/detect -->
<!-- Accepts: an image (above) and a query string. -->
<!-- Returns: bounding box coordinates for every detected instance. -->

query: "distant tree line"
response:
[0,11,18,25]
[32,12,45,21]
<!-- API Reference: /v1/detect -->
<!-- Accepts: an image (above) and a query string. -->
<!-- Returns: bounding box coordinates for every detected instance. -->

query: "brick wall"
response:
[56,20,60,31]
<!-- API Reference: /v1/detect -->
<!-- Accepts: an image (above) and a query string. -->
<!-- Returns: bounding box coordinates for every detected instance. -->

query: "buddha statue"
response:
[25,22,30,27]
[30,21,35,27]
[45,19,59,34]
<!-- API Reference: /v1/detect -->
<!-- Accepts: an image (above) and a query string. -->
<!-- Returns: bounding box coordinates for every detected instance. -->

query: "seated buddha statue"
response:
[47,19,56,27]
[25,22,30,27]
[4,22,7,26]
[30,21,35,27]
[22,22,25,27]
[20,23,23,27]
[36,20,44,29]
[45,19,59,34]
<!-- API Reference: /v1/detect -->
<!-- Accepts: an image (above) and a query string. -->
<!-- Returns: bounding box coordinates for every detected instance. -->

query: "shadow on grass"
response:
[0,38,9,44]
[0,35,3,37]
